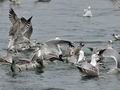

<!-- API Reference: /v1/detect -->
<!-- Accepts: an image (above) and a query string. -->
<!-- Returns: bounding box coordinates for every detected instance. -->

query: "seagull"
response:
[8,8,33,51]
[68,42,85,64]
[75,46,105,77]
[31,39,75,63]
[8,51,44,76]
[112,33,120,40]
[87,47,105,63]
[101,40,120,73]
[76,53,99,77]
[83,6,93,17]
[10,58,41,73]
[9,8,33,39]
[76,52,101,77]
[44,39,74,57]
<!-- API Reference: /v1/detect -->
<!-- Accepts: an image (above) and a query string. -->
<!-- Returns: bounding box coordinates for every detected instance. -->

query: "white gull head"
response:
[77,50,85,63]
[90,54,99,67]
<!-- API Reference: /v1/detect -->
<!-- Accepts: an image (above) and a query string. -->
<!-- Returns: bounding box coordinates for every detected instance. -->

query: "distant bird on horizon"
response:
[83,6,93,17]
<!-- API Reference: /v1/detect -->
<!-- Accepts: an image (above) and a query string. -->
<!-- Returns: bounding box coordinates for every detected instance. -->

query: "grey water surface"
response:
[0,0,120,90]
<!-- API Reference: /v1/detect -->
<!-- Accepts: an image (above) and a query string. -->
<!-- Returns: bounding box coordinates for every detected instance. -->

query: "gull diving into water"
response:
[83,6,93,17]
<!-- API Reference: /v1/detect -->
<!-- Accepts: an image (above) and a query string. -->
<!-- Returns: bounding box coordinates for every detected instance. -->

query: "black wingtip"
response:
[9,8,14,14]
[88,47,93,52]
[27,16,33,22]
[21,17,27,23]
[98,49,106,56]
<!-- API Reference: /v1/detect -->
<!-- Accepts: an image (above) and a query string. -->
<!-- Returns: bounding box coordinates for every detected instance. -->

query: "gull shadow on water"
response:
[34,0,51,4]
[6,70,21,79]
[35,66,45,75]
[81,75,99,81]
[74,40,107,44]
[42,88,64,90]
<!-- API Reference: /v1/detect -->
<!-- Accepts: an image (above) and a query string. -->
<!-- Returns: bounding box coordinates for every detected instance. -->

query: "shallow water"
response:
[0,0,120,90]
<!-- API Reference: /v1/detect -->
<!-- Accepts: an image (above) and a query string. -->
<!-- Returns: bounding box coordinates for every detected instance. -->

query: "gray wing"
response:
[46,39,74,47]
[77,62,98,76]
[22,16,33,39]
[13,17,33,44]
[10,16,32,36]
[45,39,74,56]
[9,17,27,36]
[20,17,31,32]
[82,62,97,72]
[24,16,33,31]
[102,48,120,68]
[9,8,18,25]
[23,25,33,39]
[102,48,119,58]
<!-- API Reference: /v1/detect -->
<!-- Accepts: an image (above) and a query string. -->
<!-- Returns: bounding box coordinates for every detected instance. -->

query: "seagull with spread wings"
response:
[8,8,33,51]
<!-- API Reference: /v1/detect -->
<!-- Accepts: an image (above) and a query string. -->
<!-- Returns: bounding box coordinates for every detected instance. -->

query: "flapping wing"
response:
[102,48,118,58]
[9,8,18,24]
[102,47,120,68]
[21,17,27,24]
[22,16,32,30]
[22,16,33,38]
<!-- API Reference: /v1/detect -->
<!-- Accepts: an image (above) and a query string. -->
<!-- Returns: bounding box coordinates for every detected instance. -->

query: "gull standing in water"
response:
[76,54,99,77]
[76,48,105,77]
[87,47,105,63]
[83,6,93,17]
